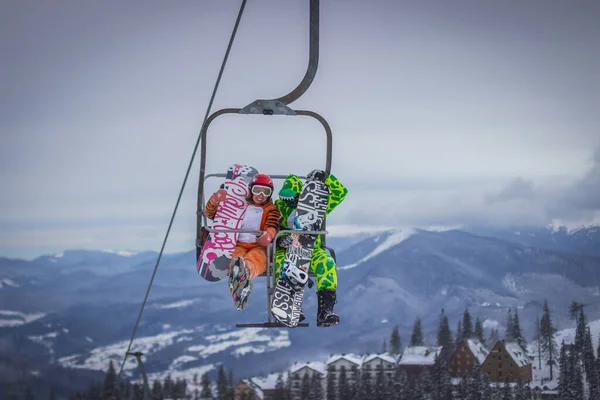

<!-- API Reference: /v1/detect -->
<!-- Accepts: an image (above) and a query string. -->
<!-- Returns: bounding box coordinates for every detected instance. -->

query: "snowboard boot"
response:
[316,289,340,327]
[228,257,253,311]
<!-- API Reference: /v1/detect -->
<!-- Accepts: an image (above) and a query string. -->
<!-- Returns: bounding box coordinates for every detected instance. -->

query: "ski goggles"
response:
[251,185,272,196]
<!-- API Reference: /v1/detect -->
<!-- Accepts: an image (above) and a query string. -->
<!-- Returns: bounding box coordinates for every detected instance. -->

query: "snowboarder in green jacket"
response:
[274,169,348,327]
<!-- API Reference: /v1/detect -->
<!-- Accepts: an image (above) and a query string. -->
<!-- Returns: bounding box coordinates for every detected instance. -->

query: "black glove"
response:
[307,169,326,182]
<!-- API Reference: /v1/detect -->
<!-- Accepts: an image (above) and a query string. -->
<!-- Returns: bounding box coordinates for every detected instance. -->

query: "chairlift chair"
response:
[196,0,337,328]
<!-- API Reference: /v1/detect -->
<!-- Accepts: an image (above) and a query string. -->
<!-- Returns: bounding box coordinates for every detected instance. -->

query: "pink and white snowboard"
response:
[197,164,258,281]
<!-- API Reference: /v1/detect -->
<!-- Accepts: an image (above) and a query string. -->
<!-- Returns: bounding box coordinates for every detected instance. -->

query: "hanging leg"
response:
[311,246,339,327]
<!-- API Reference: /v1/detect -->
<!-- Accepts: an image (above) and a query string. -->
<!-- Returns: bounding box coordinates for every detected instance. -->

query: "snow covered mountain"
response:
[464,223,600,257]
[2,225,600,390]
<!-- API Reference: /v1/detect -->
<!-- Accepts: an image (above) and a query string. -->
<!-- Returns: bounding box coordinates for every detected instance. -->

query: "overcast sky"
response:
[1,0,599,259]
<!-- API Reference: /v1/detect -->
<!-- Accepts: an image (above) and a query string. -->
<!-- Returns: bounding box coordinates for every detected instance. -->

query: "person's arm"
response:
[256,204,281,247]
[324,174,348,215]
[203,189,226,220]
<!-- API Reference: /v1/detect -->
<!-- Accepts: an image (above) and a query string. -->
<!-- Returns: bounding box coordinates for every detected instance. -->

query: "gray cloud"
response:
[484,177,536,204]
[335,147,600,230]
[564,147,600,210]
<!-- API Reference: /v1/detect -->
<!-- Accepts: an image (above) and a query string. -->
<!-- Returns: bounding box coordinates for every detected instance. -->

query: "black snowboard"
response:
[271,178,329,327]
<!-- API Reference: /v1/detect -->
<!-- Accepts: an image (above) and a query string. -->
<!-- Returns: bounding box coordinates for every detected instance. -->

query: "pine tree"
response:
[474,317,485,345]
[512,309,526,351]
[596,340,600,400]
[301,373,311,400]
[227,369,235,400]
[216,365,227,400]
[275,373,286,400]
[501,380,513,400]
[569,301,582,320]
[455,320,463,345]
[505,308,514,341]
[417,371,433,400]
[457,375,468,400]
[488,328,500,347]
[410,317,424,346]
[468,372,485,400]
[392,369,408,400]
[481,375,493,400]
[350,373,362,400]
[490,384,503,400]
[285,371,293,400]
[487,328,500,349]
[382,373,394,400]
[103,360,121,400]
[22,386,34,400]
[513,379,529,400]
[174,378,188,399]
[382,338,388,353]
[574,307,587,358]
[309,372,324,400]
[584,326,599,399]
[49,389,56,400]
[461,309,473,340]
[122,381,132,400]
[436,309,454,361]
[200,372,212,400]
[374,368,386,400]
[431,355,451,400]
[132,383,144,400]
[164,374,174,398]
[540,299,558,380]
[569,342,584,399]
[337,366,350,400]
[152,379,164,400]
[404,377,417,400]
[557,341,569,399]
[358,370,372,400]
[390,325,402,355]
[535,314,542,370]
[326,369,336,400]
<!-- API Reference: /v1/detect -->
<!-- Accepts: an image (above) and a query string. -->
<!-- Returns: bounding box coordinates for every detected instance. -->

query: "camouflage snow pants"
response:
[274,245,337,291]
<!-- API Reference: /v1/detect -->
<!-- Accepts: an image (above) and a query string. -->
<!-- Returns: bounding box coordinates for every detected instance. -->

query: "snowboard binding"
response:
[282,261,309,291]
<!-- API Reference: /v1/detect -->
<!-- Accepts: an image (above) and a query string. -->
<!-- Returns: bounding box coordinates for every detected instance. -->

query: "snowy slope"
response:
[0,310,46,327]
[338,229,415,270]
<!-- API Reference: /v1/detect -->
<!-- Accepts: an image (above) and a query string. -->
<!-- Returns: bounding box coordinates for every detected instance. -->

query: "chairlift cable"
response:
[117,0,248,378]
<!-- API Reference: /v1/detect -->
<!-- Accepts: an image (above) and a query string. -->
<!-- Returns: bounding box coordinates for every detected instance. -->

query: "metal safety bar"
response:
[195,110,333,264]
[199,173,310,230]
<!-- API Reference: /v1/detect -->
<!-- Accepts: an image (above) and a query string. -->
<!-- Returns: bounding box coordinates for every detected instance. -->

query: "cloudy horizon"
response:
[2,0,599,259]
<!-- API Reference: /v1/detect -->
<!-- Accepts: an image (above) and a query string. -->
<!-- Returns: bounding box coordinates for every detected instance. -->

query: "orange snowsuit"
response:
[204,198,280,279]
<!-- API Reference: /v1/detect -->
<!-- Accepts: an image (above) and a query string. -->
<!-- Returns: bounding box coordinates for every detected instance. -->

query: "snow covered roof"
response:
[249,372,281,390]
[363,353,399,364]
[290,361,327,376]
[398,346,442,365]
[466,339,489,364]
[327,353,363,367]
[504,342,529,367]
[242,371,283,399]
